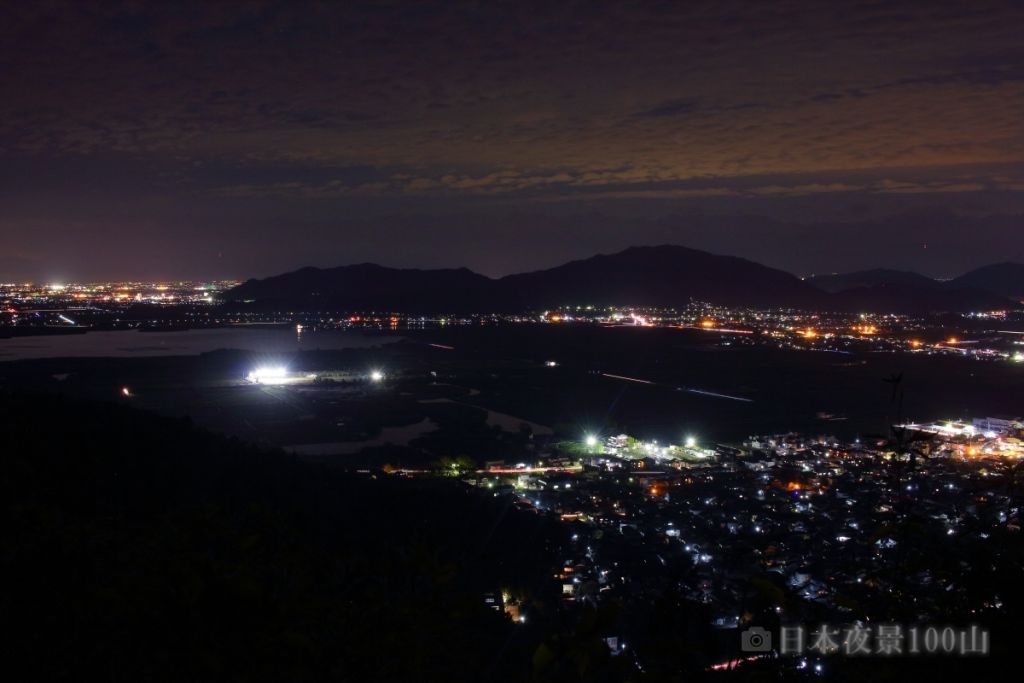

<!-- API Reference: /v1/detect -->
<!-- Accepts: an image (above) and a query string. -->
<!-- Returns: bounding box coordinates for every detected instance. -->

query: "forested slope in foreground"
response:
[1,392,567,683]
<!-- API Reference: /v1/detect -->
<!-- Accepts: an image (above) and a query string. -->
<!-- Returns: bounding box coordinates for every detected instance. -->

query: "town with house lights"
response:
[467,416,1021,671]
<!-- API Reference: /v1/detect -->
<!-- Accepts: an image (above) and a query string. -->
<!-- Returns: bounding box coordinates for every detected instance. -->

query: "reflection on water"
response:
[420,397,553,435]
[286,418,438,455]
[0,327,398,360]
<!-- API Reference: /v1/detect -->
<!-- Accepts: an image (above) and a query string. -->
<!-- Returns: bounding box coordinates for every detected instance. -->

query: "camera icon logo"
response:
[741,626,772,652]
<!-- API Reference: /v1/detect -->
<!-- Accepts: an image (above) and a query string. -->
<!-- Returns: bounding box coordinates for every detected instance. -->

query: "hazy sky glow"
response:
[1,0,1022,281]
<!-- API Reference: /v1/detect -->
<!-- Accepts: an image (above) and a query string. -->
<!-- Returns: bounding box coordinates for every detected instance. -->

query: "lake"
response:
[0,327,398,360]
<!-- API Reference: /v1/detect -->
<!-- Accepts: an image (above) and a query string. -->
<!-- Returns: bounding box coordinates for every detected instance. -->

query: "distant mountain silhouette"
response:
[226,246,1018,313]
[229,245,827,311]
[949,263,1024,300]
[496,245,824,309]
[806,262,1024,308]
[228,263,493,312]
[830,283,1011,314]
[807,268,940,293]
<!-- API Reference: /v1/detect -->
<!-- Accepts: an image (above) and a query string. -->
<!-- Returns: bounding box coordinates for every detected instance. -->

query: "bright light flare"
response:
[585,434,598,448]
[685,436,696,448]
[247,366,288,384]
[370,370,384,382]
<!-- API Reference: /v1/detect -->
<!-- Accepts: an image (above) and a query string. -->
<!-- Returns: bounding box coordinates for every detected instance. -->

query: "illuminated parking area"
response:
[897,417,1024,459]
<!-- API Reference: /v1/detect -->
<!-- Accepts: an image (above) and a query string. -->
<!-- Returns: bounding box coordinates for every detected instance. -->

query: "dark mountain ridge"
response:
[497,245,823,309]
[951,262,1024,299]
[807,268,940,293]
[808,263,1024,298]
[830,282,1011,314]
[226,245,1021,313]
[230,262,494,312]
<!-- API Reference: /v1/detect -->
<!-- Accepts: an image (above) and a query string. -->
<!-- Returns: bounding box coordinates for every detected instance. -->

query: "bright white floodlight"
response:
[585,434,598,448]
[247,366,288,384]
[685,436,697,448]
[370,370,384,382]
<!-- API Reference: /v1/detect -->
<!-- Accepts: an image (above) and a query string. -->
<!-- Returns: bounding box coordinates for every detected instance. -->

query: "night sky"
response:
[2,0,1022,282]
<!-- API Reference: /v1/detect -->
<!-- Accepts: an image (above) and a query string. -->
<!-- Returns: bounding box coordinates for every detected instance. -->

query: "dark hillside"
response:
[1,392,564,682]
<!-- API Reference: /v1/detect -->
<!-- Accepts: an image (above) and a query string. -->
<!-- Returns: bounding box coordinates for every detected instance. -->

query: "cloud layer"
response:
[0,0,1022,279]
